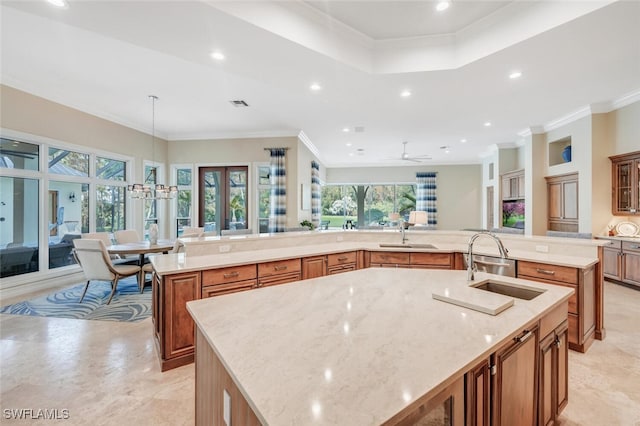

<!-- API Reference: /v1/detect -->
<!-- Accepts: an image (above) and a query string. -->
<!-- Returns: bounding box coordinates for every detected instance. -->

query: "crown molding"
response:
[168,130,299,142]
[298,130,322,160]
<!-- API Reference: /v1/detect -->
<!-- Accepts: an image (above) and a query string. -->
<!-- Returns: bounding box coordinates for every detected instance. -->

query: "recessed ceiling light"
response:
[484,121,492,127]
[346,143,352,147]
[349,153,355,157]
[400,90,412,98]
[47,0,68,7]
[210,51,225,61]
[436,1,450,12]
[342,127,350,133]
[460,138,467,143]
[310,83,322,91]
[509,71,522,79]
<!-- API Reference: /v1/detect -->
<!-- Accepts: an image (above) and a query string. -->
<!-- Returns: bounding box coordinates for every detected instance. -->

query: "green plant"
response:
[300,220,315,230]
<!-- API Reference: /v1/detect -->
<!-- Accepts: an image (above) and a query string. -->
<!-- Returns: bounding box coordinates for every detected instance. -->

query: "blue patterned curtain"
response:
[416,172,437,228]
[269,148,287,233]
[311,161,321,228]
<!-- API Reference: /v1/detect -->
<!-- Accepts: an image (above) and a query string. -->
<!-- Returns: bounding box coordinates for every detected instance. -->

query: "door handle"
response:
[515,330,533,343]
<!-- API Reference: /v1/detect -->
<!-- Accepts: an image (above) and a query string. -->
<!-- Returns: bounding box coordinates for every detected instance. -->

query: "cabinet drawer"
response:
[369,251,410,265]
[328,264,357,275]
[518,261,578,285]
[203,279,257,297]
[622,241,640,253]
[327,251,357,267]
[202,264,257,285]
[603,239,622,249]
[410,252,452,268]
[258,258,301,277]
[258,272,301,287]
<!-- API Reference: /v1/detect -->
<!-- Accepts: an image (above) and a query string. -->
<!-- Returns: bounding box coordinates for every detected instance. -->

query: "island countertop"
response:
[187,268,573,425]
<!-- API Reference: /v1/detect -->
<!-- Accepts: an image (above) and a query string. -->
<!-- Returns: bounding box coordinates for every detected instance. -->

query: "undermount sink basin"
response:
[379,243,438,249]
[471,280,545,301]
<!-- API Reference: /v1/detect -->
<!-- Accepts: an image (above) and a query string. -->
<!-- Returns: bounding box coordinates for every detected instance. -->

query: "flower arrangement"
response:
[300,220,315,230]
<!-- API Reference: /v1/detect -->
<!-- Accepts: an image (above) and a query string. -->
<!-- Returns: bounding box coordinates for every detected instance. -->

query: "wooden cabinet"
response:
[621,241,640,288]
[610,150,640,215]
[539,320,568,426]
[154,271,201,371]
[327,251,357,274]
[546,173,578,232]
[258,258,301,287]
[302,255,326,279]
[202,264,257,297]
[410,252,453,269]
[602,239,623,281]
[518,260,595,353]
[600,238,640,289]
[501,169,525,200]
[369,251,410,267]
[491,324,539,426]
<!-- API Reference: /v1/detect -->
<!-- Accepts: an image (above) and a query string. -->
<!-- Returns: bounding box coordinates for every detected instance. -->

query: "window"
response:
[175,167,193,235]
[0,138,39,171]
[96,185,125,232]
[48,148,89,176]
[322,183,416,229]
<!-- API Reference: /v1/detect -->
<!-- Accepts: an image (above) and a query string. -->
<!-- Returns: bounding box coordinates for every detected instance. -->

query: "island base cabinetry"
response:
[153,271,201,372]
[517,260,595,353]
[539,320,568,426]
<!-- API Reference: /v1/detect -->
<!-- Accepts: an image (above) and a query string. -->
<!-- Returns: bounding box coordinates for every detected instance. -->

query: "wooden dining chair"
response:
[73,239,141,304]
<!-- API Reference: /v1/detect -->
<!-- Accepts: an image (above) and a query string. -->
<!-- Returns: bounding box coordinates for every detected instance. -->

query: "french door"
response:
[198,167,248,234]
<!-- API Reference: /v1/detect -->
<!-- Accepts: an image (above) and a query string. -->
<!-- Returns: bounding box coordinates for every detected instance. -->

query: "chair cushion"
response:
[113,264,141,276]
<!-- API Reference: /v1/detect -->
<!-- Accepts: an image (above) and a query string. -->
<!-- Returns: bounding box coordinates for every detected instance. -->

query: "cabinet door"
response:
[602,246,622,280]
[466,359,490,426]
[621,245,640,287]
[538,332,556,426]
[548,182,563,220]
[613,160,634,214]
[164,272,201,360]
[556,325,569,415]
[517,175,526,198]
[492,325,539,426]
[502,177,512,200]
[562,180,578,221]
[302,256,326,279]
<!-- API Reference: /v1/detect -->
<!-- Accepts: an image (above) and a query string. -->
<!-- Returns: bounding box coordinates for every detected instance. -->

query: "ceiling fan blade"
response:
[404,158,423,163]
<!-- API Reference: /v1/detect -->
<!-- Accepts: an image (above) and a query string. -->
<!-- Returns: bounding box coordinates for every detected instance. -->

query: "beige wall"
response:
[609,101,640,155]
[326,165,483,230]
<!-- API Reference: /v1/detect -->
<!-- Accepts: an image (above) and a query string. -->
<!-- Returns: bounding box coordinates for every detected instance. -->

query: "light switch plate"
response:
[223,389,231,426]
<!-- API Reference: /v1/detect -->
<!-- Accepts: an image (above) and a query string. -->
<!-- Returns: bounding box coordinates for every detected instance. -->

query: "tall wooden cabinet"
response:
[610,151,640,215]
[546,173,578,232]
[501,169,525,200]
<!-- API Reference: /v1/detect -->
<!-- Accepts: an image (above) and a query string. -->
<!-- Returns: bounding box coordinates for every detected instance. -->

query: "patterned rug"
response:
[0,277,151,322]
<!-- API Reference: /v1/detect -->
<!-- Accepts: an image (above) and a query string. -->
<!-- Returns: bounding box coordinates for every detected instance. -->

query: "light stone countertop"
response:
[151,240,599,277]
[187,268,574,425]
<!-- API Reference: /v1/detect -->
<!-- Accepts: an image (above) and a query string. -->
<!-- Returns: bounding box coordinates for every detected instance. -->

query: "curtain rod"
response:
[263,147,290,151]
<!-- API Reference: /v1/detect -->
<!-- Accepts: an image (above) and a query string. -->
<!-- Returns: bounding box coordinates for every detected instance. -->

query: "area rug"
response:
[0,277,151,322]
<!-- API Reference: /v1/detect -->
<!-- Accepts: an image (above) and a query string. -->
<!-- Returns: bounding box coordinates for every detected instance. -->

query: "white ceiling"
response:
[1,0,639,168]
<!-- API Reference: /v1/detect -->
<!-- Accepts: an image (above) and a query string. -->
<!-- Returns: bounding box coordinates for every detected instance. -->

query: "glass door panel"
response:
[199,167,248,234]
[228,168,247,230]
[200,168,222,235]
[617,162,631,212]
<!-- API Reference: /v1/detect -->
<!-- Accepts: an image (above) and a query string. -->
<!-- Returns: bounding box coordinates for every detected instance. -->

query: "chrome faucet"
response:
[399,219,408,244]
[467,231,509,281]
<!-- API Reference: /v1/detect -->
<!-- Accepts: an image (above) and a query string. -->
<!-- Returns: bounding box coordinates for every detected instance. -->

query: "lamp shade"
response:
[408,210,428,226]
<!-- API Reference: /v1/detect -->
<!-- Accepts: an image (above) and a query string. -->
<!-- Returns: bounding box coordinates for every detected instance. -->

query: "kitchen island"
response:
[187,268,573,425]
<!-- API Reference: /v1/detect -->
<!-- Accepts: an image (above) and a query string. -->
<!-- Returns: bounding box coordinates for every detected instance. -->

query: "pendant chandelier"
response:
[128,95,177,200]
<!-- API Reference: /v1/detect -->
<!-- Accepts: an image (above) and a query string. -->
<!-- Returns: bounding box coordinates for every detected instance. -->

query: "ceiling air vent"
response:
[229,100,249,107]
[354,126,365,133]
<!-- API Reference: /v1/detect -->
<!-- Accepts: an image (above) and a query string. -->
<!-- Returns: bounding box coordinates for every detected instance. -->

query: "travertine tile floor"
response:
[1,281,638,425]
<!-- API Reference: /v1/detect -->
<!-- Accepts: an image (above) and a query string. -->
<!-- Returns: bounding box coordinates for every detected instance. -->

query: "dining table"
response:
[106,239,175,267]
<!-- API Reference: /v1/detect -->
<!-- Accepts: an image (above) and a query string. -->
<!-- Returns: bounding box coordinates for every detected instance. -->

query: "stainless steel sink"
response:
[471,280,544,300]
[379,243,438,249]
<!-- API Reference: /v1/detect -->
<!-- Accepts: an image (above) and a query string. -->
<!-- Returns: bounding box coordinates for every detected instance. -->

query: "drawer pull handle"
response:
[337,256,348,261]
[515,330,533,343]
[630,245,640,250]
[536,268,556,276]
[223,272,240,278]
[274,265,288,271]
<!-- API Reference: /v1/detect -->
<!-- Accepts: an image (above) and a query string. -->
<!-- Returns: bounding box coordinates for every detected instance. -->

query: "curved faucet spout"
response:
[467,231,509,281]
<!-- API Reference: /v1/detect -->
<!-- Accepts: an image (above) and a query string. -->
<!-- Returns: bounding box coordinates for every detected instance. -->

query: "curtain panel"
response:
[268,148,287,233]
[311,161,321,228]
[416,172,437,228]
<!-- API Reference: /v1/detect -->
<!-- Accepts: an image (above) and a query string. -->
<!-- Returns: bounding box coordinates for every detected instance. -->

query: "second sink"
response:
[472,280,544,300]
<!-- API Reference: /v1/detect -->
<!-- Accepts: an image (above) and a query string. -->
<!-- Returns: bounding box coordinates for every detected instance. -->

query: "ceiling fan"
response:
[388,141,432,162]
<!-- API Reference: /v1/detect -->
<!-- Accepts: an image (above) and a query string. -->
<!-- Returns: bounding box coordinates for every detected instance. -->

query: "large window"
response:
[0,135,131,278]
[321,183,416,229]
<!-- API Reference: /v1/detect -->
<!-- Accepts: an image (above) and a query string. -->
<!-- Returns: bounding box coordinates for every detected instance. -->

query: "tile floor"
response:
[1,281,638,425]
